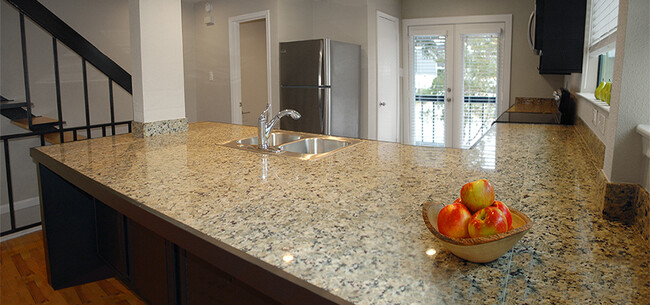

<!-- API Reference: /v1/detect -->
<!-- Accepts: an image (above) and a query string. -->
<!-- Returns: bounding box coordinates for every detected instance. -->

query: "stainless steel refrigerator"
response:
[279,39,360,138]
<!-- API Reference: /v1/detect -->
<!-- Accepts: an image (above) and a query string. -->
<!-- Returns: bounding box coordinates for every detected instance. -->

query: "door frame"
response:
[401,14,512,145]
[375,10,401,142]
[229,10,271,124]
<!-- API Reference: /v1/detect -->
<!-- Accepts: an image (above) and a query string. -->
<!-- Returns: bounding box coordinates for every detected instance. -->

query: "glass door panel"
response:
[412,34,449,147]
[460,33,500,148]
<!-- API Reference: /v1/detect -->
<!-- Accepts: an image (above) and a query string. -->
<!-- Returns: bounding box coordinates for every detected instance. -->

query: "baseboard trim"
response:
[0,225,42,242]
[0,196,40,214]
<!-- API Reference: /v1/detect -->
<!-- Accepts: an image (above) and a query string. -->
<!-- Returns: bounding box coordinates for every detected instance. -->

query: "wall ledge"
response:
[576,92,611,114]
[637,124,650,158]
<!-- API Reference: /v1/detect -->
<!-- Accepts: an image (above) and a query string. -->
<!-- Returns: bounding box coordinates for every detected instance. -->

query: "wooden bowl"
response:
[422,202,533,263]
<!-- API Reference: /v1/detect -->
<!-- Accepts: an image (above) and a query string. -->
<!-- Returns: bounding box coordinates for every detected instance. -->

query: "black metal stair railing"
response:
[1,0,133,237]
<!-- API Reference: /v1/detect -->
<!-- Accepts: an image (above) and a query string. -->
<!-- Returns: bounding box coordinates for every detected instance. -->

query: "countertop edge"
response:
[30,147,354,305]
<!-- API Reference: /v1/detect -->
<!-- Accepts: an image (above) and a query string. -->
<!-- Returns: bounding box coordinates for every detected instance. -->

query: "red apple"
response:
[437,203,472,238]
[467,206,508,238]
[493,201,512,230]
[460,179,495,213]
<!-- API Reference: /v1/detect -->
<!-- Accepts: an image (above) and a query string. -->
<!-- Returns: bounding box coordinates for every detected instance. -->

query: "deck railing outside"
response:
[414,94,496,148]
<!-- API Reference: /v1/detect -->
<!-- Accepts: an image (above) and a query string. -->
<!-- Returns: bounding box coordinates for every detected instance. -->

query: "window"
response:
[581,0,618,99]
[596,49,615,86]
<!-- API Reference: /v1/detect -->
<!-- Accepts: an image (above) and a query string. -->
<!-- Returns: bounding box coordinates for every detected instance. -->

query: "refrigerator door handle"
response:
[318,40,324,87]
[323,87,331,135]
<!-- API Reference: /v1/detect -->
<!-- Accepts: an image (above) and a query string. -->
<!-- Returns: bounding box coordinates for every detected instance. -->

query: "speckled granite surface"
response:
[34,122,650,304]
[603,183,639,224]
[132,118,188,137]
[636,187,650,248]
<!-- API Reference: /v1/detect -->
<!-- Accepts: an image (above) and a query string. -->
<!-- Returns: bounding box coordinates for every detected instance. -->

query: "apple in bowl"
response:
[437,202,472,238]
[493,201,512,229]
[467,206,509,238]
[460,179,495,213]
[422,202,533,263]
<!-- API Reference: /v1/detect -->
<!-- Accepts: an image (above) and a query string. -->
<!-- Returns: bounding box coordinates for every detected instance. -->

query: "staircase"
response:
[1,96,84,144]
[1,0,133,236]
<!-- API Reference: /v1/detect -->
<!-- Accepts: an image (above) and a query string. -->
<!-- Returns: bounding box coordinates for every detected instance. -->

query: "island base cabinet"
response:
[95,201,128,278]
[38,165,113,289]
[127,220,177,305]
[179,251,280,305]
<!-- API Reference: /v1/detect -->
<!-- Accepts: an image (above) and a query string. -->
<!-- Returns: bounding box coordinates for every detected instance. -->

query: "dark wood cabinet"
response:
[128,220,176,305]
[180,251,279,305]
[534,0,587,74]
[95,200,128,278]
[38,165,112,290]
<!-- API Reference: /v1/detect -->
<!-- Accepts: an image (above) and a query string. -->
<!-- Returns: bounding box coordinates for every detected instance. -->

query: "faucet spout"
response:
[257,107,300,150]
[268,109,301,129]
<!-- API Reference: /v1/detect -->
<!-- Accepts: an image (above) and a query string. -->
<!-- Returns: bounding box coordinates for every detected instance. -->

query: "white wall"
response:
[401,0,564,107]
[603,0,650,186]
[129,0,186,123]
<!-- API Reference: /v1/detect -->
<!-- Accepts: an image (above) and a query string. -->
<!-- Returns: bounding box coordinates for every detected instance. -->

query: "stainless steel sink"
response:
[278,138,351,154]
[221,131,360,160]
[236,132,302,146]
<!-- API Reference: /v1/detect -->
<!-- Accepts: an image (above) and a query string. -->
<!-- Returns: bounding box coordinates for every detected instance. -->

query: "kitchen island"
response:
[31,122,650,304]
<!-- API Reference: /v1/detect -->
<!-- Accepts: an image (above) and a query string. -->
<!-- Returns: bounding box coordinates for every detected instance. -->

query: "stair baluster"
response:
[19,13,33,130]
[52,37,65,143]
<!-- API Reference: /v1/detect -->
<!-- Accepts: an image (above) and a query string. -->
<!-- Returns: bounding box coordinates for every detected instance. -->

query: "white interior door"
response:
[407,22,505,148]
[376,12,400,142]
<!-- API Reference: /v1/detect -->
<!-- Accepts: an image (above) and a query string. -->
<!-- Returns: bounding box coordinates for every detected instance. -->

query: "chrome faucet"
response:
[257,104,301,150]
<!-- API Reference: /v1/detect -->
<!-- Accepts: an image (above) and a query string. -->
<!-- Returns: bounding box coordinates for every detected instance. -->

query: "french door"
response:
[407,22,507,148]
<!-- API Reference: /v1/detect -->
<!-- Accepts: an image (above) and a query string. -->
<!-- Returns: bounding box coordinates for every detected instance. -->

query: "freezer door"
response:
[280,40,325,86]
[280,87,326,134]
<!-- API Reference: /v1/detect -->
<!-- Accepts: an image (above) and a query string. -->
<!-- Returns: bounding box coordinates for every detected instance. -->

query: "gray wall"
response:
[1,0,134,230]
[188,0,400,139]
[182,1,198,123]
[603,0,650,187]
[401,0,564,106]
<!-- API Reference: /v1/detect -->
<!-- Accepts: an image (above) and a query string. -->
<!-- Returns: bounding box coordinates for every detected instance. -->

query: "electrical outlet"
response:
[598,113,606,134]
[209,71,214,81]
[592,108,598,125]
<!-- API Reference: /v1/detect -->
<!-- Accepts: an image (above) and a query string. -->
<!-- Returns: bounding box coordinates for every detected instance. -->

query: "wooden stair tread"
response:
[0,100,28,110]
[43,131,86,144]
[11,116,64,129]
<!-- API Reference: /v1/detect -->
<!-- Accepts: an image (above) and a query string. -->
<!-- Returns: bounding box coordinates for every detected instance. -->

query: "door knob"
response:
[379,102,386,106]
[242,111,250,114]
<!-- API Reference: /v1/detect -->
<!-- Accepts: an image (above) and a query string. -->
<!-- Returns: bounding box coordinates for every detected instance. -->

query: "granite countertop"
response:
[34,122,650,304]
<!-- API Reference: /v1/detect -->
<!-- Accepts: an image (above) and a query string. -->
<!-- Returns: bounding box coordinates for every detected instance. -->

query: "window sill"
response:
[576,92,610,114]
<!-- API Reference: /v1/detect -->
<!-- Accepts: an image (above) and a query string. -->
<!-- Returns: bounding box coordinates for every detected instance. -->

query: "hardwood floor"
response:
[1,231,146,304]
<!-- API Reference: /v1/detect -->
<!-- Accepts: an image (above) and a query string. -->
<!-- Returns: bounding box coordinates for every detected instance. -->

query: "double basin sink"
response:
[222,130,361,160]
